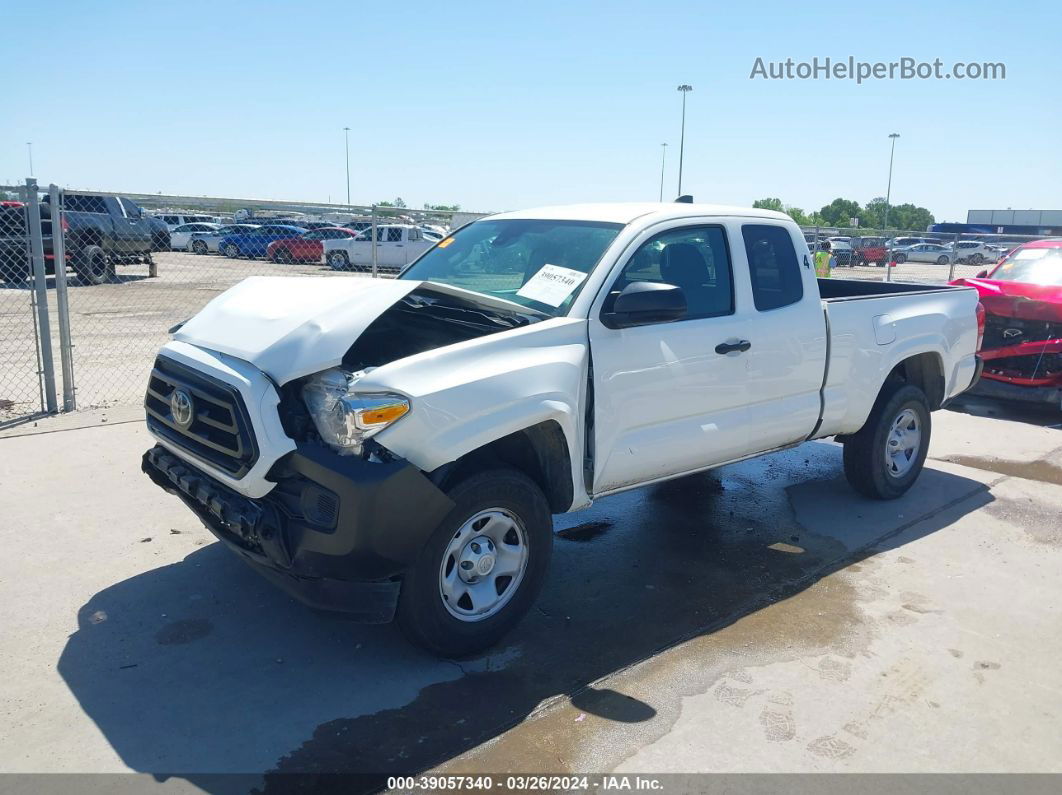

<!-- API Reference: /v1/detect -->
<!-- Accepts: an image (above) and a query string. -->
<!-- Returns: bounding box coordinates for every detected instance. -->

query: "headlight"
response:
[301,368,409,455]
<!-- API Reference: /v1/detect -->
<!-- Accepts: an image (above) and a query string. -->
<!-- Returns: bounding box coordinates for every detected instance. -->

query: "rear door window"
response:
[742,224,804,311]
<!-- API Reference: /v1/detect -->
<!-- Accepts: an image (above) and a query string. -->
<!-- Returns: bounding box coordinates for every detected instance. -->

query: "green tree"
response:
[377,197,407,208]
[861,197,888,229]
[887,203,935,232]
[752,197,785,212]
[818,197,863,227]
[424,202,460,211]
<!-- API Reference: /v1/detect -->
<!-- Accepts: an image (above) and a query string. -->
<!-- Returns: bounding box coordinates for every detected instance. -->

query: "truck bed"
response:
[817,277,960,301]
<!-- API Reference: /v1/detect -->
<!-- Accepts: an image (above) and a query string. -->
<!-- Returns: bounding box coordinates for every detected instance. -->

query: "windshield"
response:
[992,246,1062,286]
[400,219,623,316]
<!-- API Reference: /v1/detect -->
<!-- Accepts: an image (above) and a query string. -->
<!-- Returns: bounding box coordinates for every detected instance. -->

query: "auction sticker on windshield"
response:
[516,264,587,307]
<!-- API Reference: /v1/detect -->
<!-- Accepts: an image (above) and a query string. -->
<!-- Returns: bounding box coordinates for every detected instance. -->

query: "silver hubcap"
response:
[885,408,921,477]
[439,508,528,622]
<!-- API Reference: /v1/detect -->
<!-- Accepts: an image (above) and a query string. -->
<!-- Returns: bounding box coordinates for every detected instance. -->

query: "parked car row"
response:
[179,220,444,273]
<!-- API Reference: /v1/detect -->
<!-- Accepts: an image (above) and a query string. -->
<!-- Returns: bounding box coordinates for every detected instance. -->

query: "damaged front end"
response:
[974,292,1062,406]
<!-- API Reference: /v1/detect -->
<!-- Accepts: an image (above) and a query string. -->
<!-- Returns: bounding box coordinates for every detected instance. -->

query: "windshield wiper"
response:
[399,293,531,330]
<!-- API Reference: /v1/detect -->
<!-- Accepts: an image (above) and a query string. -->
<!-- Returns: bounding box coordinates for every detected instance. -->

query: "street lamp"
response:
[26,142,33,177]
[676,84,692,196]
[883,133,900,231]
[658,143,668,202]
[343,127,351,209]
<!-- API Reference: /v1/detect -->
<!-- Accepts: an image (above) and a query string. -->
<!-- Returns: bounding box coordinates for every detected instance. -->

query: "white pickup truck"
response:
[322,223,434,272]
[142,202,983,656]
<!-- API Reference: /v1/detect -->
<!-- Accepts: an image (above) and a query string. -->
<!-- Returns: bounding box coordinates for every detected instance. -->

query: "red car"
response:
[852,236,888,266]
[950,239,1062,407]
[266,227,356,263]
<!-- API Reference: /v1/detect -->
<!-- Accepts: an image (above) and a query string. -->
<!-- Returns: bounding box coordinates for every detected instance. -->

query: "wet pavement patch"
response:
[556,520,613,542]
[155,618,213,645]
[942,455,1062,487]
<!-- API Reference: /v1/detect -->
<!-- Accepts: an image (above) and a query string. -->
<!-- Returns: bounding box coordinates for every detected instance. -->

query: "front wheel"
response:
[893,253,907,264]
[937,255,949,265]
[396,468,553,657]
[327,250,350,271]
[843,383,931,500]
[223,243,240,259]
[191,239,208,255]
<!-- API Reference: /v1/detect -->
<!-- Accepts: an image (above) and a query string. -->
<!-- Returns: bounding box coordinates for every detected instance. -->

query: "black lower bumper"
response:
[142,444,454,622]
[968,375,1062,407]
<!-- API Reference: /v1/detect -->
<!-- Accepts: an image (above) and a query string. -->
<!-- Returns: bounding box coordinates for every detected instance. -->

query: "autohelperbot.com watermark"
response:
[750,56,1005,83]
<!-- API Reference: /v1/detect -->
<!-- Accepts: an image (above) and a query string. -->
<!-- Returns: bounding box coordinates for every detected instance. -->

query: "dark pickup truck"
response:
[0,193,170,285]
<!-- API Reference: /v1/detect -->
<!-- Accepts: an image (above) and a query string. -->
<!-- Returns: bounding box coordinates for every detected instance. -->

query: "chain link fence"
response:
[2,180,1056,425]
[0,181,488,423]
[800,225,1043,285]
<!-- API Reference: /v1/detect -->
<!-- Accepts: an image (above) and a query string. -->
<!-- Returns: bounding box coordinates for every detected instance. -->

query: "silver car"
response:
[187,224,260,254]
[892,242,952,265]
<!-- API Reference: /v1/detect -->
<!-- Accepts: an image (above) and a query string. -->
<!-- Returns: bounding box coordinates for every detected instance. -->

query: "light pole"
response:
[676,84,692,195]
[658,143,668,201]
[343,127,351,209]
[26,142,33,177]
[883,133,900,231]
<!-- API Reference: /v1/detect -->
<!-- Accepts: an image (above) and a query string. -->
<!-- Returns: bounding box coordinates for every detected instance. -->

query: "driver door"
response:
[588,223,751,495]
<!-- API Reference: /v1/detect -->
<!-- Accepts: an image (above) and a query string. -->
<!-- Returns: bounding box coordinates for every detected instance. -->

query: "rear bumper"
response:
[142,443,454,621]
[969,375,1062,407]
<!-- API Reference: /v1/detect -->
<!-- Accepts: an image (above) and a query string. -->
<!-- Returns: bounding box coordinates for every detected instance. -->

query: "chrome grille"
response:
[144,356,258,477]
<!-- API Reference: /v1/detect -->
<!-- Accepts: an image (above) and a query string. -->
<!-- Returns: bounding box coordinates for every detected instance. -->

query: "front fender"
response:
[363,318,590,508]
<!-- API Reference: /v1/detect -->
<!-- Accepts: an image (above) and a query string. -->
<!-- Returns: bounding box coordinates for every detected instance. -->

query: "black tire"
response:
[842,382,931,500]
[936,255,949,265]
[273,247,292,264]
[74,245,113,285]
[191,240,208,255]
[894,253,907,264]
[223,243,240,259]
[396,468,553,657]
[971,253,983,265]
[327,250,350,271]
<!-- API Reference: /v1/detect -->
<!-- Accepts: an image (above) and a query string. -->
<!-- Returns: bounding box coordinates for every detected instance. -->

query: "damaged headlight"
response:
[301,368,409,456]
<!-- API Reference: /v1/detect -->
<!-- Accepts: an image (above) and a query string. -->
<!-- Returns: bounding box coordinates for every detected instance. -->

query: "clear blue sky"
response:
[4,0,1059,221]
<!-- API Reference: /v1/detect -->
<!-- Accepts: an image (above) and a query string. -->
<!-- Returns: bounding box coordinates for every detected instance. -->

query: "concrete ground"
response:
[0,396,1059,791]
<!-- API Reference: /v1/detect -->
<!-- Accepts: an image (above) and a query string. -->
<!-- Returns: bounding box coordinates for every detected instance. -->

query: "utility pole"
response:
[883,133,900,231]
[343,127,351,209]
[658,143,668,201]
[26,142,33,177]
[676,85,692,195]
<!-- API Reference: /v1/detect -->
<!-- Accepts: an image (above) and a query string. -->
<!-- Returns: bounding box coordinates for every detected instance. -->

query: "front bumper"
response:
[142,443,454,622]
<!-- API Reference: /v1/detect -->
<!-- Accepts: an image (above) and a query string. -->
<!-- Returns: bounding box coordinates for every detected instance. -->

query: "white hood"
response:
[173,276,420,384]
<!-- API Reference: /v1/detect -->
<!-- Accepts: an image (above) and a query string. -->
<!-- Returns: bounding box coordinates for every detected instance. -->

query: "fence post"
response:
[948,232,958,282]
[25,178,58,414]
[371,205,378,278]
[48,184,76,411]
[885,228,892,283]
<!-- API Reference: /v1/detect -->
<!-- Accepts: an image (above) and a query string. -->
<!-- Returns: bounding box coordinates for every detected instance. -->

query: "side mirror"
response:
[975,269,988,278]
[602,281,687,329]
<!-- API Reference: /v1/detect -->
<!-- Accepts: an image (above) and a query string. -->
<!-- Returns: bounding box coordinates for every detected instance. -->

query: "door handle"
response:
[715,340,752,354]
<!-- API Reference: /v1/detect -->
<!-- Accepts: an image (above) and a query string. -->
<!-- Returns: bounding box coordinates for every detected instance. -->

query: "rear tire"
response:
[894,253,907,263]
[74,245,114,285]
[843,382,931,500]
[396,468,553,657]
[191,240,208,255]
[937,255,949,265]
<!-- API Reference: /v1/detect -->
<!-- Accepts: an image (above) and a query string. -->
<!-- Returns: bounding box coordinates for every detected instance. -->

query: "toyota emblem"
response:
[170,389,195,429]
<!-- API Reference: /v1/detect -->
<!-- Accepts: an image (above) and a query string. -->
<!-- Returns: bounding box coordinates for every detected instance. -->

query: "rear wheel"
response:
[894,253,907,263]
[327,250,350,271]
[396,468,553,657]
[74,245,114,285]
[843,382,931,500]
[191,239,208,255]
[937,255,949,265]
[971,253,983,264]
[273,247,293,264]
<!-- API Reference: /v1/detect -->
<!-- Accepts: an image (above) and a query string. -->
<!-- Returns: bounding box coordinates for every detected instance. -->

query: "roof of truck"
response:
[488,202,791,225]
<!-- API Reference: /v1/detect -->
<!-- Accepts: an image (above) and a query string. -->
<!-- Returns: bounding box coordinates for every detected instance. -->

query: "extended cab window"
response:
[606,226,733,320]
[385,227,404,242]
[742,224,803,311]
[66,195,108,214]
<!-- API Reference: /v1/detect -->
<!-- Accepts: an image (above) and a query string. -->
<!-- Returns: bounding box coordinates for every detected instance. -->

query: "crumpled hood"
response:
[951,277,1062,322]
[174,276,420,383]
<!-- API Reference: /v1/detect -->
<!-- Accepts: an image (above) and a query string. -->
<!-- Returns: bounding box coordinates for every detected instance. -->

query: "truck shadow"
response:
[56,441,992,791]
[946,393,1062,429]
